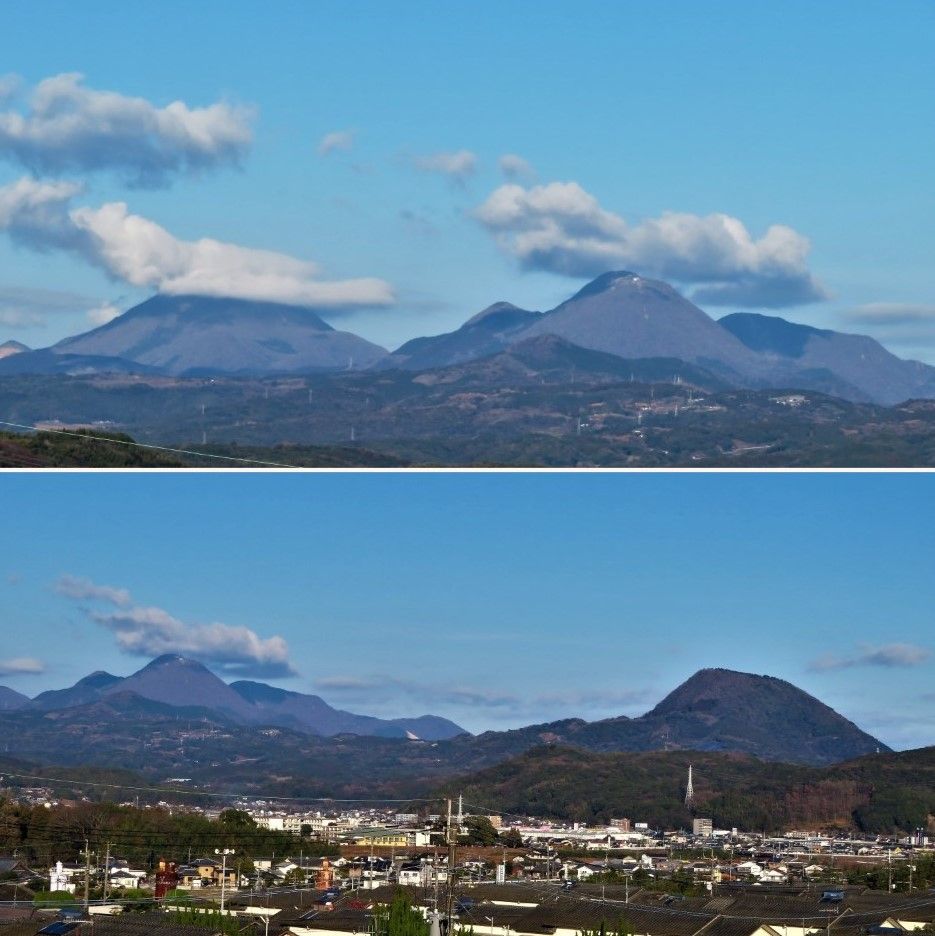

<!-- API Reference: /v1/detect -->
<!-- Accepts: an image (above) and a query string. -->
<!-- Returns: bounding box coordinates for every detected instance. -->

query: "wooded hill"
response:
[445,743,935,833]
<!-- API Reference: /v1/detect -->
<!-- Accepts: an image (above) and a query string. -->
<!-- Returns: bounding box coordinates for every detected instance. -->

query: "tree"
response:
[218,809,256,829]
[579,919,634,936]
[462,816,499,847]
[373,891,430,936]
[499,828,524,849]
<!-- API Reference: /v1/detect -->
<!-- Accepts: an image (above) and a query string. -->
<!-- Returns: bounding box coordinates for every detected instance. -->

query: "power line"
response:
[0,420,295,468]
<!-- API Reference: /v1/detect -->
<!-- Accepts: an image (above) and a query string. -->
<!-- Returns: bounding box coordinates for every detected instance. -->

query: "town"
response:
[1,780,933,936]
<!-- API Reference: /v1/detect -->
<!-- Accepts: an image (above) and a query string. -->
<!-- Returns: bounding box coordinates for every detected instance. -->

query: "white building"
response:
[49,861,77,894]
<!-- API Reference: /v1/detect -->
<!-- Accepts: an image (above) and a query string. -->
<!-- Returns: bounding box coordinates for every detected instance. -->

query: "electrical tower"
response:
[685,764,694,808]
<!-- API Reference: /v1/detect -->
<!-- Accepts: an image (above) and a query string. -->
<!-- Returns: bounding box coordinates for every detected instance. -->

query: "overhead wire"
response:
[0,420,295,468]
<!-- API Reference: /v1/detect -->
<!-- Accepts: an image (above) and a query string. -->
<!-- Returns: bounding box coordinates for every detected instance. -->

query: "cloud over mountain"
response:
[55,574,297,678]
[475,180,827,308]
[0,176,394,309]
[809,642,931,671]
[0,73,253,187]
[0,657,45,676]
[56,574,131,607]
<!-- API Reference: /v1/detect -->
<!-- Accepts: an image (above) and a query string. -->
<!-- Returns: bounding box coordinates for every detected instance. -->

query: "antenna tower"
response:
[685,764,694,808]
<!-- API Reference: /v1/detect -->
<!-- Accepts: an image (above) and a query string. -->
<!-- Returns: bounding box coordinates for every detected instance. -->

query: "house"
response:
[49,861,80,894]
[176,858,238,889]
[397,865,422,886]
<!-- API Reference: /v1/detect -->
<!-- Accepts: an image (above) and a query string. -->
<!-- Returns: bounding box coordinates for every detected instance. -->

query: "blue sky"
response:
[0,1,933,358]
[1,471,932,750]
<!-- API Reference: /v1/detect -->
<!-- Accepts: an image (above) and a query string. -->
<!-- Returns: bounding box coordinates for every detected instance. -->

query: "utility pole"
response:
[216,848,233,913]
[83,838,91,911]
[445,798,456,936]
[103,842,111,903]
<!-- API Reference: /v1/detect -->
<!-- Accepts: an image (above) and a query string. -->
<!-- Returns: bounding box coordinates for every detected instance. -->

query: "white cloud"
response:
[809,642,931,672]
[0,656,45,676]
[0,176,395,309]
[0,73,253,187]
[414,149,477,184]
[57,574,296,678]
[55,574,131,607]
[498,153,535,180]
[87,302,121,326]
[475,180,828,308]
[317,129,355,156]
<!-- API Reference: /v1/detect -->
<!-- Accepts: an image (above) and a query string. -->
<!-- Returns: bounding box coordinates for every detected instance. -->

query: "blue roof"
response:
[38,922,82,936]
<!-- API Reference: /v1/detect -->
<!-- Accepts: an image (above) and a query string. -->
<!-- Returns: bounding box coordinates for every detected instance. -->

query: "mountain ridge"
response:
[377,272,935,405]
[20,654,467,741]
[5,662,888,768]
[3,273,934,406]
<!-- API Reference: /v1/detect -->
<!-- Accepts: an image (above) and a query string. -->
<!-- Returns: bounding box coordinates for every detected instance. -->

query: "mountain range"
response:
[11,654,465,740]
[2,273,934,405]
[0,661,887,774]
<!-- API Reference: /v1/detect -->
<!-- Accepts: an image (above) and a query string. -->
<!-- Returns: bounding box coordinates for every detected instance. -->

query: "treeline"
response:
[0,801,338,869]
[0,429,185,468]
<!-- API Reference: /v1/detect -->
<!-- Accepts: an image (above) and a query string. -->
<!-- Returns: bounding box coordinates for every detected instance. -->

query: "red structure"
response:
[154,859,180,899]
[315,858,334,890]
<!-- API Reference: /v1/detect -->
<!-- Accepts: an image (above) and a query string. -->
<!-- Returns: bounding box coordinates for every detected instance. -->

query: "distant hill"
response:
[0,686,30,711]
[447,742,935,833]
[36,294,388,375]
[411,334,733,392]
[720,312,935,405]
[386,302,540,370]
[32,670,122,709]
[0,348,161,376]
[637,668,886,764]
[0,340,29,360]
[444,668,887,769]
